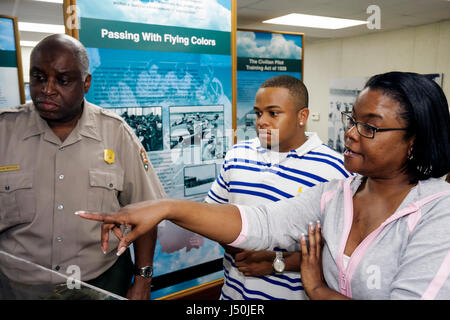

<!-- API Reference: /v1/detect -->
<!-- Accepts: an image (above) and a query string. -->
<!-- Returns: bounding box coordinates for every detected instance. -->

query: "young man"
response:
[205,75,351,300]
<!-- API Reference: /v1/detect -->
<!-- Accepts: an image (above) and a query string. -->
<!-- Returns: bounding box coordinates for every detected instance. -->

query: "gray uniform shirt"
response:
[230,175,450,299]
[0,101,166,284]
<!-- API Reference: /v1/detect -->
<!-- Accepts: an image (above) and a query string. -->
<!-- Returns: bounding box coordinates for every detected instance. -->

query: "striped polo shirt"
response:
[205,132,352,300]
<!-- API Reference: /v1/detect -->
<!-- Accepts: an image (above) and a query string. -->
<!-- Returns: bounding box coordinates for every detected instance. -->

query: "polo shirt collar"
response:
[291,132,323,157]
[254,132,323,157]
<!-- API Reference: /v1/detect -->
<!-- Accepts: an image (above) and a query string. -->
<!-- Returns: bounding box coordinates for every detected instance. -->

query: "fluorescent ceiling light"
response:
[32,0,63,3]
[20,40,39,47]
[18,22,65,34]
[263,13,367,29]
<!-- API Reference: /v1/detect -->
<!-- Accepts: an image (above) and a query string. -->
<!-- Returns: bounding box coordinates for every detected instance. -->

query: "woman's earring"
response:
[408,148,413,160]
[299,122,304,126]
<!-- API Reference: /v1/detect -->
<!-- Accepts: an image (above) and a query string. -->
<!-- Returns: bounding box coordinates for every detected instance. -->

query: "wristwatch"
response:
[273,251,285,274]
[134,265,153,278]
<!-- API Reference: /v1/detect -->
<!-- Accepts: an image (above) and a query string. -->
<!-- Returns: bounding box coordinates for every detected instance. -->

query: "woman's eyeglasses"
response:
[341,111,408,139]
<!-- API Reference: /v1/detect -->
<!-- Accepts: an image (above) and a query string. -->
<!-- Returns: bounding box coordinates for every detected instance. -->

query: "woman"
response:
[77,72,450,299]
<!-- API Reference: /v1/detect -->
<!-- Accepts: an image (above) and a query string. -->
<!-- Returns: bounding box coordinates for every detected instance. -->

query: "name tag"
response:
[0,165,20,172]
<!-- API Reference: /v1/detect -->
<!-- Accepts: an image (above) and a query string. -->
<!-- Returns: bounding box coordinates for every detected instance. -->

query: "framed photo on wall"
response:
[0,15,25,109]
[236,29,304,142]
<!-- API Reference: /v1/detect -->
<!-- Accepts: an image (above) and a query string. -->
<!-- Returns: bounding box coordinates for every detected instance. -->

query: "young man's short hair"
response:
[259,75,308,110]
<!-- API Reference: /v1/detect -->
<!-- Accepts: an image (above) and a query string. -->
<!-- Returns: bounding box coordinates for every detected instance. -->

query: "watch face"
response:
[273,258,285,273]
[139,266,153,278]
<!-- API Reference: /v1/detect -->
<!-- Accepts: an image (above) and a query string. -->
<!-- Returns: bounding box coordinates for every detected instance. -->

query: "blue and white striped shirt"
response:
[205,132,352,300]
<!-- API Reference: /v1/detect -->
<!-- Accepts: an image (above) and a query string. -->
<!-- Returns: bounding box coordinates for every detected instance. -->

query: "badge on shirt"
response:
[140,148,149,171]
[298,187,302,194]
[0,165,20,172]
[104,149,115,164]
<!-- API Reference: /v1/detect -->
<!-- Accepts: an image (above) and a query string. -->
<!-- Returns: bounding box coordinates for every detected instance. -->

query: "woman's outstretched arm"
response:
[76,199,242,256]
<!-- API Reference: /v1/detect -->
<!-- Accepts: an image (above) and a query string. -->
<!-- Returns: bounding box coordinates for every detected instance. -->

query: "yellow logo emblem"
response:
[104,149,115,164]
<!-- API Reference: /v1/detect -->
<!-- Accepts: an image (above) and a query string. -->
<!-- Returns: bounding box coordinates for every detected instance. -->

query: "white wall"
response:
[21,46,33,83]
[303,20,450,143]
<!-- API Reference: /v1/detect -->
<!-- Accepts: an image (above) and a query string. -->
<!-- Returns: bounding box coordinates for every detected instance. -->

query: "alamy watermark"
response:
[367,5,381,30]
[66,264,81,289]
[65,5,80,31]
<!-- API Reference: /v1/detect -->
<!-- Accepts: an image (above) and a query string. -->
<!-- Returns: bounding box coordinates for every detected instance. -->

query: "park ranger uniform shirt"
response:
[0,100,166,284]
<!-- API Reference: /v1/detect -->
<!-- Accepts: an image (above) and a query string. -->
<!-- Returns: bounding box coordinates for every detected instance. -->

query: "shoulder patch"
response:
[140,148,150,171]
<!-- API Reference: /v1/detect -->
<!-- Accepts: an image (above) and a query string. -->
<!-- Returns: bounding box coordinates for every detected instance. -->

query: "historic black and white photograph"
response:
[169,105,224,149]
[328,77,367,153]
[111,106,163,151]
[201,136,228,161]
[183,163,217,197]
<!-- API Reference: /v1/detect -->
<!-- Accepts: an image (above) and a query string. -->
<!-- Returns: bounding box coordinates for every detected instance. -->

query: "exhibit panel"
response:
[70,0,235,299]
[236,29,303,142]
[0,15,25,110]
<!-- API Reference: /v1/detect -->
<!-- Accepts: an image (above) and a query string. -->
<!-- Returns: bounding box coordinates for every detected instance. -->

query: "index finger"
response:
[75,210,126,225]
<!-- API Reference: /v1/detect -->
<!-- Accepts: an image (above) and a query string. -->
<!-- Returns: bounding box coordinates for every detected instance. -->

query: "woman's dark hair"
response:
[364,71,450,183]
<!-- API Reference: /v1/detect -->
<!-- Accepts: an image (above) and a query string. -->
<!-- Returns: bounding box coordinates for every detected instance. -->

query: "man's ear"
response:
[298,107,309,127]
[83,74,92,94]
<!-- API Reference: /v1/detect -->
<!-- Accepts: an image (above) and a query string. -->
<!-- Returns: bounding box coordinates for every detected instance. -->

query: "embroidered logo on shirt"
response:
[140,148,149,171]
[298,187,302,194]
[104,149,115,164]
[0,165,20,172]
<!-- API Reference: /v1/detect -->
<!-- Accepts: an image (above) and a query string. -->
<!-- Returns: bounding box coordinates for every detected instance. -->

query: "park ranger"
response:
[0,34,165,299]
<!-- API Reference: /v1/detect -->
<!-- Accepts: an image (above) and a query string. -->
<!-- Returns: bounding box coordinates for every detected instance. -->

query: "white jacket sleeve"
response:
[229,183,325,252]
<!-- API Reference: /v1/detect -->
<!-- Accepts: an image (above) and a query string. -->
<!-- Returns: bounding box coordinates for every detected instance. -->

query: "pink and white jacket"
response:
[230,175,450,299]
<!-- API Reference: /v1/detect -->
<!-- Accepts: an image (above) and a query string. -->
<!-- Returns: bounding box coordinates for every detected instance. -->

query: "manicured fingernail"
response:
[116,247,126,256]
[316,220,321,228]
[74,211,84,215]
[301,233,305,240]
[102,250,107,255]
[309,221,313,231]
